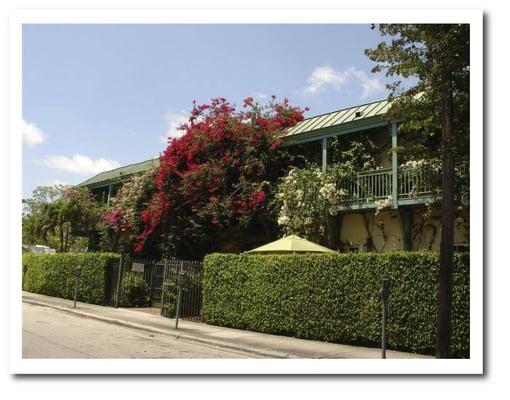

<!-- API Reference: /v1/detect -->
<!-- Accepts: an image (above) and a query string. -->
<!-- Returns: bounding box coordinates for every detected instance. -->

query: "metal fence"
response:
[106,256,203,322]
[161,259,203,322]
[105,257,130,307]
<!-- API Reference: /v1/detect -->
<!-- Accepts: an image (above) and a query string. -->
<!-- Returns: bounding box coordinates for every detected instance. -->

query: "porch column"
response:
[107,184,114,205]
[391,122,398,207]
[321,137,328,172]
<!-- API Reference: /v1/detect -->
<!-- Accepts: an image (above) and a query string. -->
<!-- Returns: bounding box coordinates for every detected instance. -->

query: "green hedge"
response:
[22,252,120,305]
[203,252,469,357]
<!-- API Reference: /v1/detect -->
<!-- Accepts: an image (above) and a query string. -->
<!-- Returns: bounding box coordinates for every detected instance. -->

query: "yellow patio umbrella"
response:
[247,235,336,254]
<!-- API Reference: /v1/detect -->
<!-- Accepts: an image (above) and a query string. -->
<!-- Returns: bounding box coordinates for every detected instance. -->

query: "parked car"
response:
[22,244,56,254]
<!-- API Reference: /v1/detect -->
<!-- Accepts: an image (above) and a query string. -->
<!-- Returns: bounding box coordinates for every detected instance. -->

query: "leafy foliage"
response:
[275,166,348,243]
[22,252,120,305]
[365,24,470,206]
[366,24,470,357]
[22,185,100,252]
[275,136,381,246]
[203,252,469,357]
[99,170,157,256]
[118,272,150,307]
[161,279,177,317]
[136,97,307,258]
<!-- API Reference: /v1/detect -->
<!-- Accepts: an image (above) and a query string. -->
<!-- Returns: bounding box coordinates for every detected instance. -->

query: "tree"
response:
[22,185,100,252]
[23,185,69,248]
[366,24,470,358]
[136,96,307,259]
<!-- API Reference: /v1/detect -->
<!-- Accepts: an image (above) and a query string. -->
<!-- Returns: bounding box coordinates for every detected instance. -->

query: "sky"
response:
[22,24,394,198]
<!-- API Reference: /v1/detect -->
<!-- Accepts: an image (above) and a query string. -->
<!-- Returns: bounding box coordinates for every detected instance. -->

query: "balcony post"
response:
[321,137,328,172]
[107,183,114,205]
[391,122,398,207]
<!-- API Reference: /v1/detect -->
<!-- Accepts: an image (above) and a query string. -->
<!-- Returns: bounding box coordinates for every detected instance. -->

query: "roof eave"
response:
[283,115,388,146]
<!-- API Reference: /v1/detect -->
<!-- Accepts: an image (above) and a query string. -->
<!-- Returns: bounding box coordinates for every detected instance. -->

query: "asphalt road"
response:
[22,302,255,359]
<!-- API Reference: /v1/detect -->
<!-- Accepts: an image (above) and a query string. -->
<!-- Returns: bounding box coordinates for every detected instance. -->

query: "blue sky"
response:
[22,24,393,198]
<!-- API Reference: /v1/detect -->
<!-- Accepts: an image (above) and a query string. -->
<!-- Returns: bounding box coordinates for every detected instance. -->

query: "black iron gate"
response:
[138,260,165,307]
[105,257,130,306]
[161,259,203,322]
[107,256,203,322]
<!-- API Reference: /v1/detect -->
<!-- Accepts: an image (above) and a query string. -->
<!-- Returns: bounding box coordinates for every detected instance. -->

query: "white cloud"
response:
[39,154,121,175]
[160,112,188,143]
[22,119,46,147]
[303,65,385,99]
[253,92,268,100]
[350,69,385,99]
[304,65,349,94]
[46,179,71,187]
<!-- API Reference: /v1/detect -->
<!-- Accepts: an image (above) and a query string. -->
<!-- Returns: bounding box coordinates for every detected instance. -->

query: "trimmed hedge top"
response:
[23,252,120,305]
[203,251,469,357]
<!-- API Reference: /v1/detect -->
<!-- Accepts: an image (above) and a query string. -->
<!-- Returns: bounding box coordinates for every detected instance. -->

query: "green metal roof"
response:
[78,158,160,189]
[284,98,390,142]
[78,98,392,190]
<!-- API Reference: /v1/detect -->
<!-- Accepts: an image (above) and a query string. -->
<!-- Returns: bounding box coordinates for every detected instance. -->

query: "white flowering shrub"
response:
[374,195,394,215]
[401,158,441,172]
[275,165,351,240]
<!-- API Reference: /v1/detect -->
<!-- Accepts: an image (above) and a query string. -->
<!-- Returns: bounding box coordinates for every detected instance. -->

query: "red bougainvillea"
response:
[135,96,307,257]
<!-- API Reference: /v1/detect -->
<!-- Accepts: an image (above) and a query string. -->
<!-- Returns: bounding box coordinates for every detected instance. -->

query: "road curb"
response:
[23,298,292,359]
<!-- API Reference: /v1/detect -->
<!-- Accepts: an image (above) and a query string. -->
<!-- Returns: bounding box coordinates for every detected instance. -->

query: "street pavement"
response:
[22,292,432,359]
[23,302,256,358]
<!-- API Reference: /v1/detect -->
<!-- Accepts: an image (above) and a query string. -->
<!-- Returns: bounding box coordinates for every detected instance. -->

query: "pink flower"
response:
[256,191,266,204]
[243,97,254,107]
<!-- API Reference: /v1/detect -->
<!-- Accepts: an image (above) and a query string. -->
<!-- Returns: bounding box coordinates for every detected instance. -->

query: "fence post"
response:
[160,259,168,316]
[22,263,27,289]
[175,260,184,329]
[73,264,82,309]
[379,273,391,359]
[148,262,155,307]
[114,253,124,308]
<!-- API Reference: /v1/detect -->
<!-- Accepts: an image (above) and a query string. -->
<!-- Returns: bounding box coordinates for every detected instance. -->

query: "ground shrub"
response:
[119,272,150,307]
[203,251,469,357]
[22,252,120,305]
[161,280,177,317]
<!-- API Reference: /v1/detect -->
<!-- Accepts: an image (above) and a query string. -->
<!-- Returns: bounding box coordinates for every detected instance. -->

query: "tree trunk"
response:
[59,218,64,253]
[87,231,100,252]
[64,224,70,252]
[436,88,455,358]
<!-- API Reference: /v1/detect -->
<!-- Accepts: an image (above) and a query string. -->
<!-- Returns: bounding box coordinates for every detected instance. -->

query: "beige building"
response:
[80,97,469,253]
[283,98,469,252]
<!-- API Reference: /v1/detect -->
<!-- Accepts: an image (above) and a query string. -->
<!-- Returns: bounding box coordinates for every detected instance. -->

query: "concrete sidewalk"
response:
[22,291,431,359]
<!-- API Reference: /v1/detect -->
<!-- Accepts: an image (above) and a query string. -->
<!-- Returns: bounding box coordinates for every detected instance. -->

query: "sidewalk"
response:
[22,291,432,359]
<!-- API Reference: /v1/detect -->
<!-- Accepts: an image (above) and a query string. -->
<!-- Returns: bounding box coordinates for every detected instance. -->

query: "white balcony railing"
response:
[338,166,439,206]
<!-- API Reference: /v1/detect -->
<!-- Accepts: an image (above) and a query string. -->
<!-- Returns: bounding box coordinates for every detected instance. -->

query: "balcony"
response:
[337,165,440,211]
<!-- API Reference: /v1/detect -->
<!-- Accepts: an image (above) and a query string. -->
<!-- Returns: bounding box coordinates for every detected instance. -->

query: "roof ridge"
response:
[97,157,158,176]
[79,157,160,187]
[300,97,389,122]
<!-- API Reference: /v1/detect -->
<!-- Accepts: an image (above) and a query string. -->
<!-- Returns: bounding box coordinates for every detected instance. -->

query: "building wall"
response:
[341,210,404,251]
[340,206,469,252]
